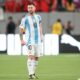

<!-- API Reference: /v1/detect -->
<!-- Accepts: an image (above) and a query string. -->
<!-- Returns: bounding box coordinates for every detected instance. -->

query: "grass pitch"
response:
[0,54,80,80]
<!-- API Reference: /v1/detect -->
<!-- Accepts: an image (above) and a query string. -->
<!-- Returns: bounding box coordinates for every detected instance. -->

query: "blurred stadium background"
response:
[0,0,80,80]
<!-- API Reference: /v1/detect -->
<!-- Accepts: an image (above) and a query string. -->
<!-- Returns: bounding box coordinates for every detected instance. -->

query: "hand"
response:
[21,40,26,46]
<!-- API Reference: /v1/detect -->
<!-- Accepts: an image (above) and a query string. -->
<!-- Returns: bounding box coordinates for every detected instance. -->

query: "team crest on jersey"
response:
[28,45,32,50]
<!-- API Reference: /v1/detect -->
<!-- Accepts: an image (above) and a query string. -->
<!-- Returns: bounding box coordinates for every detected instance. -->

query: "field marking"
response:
[39,73,80,77]
[0,73,79,77]
[0,74,26,77]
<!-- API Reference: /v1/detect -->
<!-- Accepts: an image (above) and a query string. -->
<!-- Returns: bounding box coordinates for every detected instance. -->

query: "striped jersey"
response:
[19,14,42,45]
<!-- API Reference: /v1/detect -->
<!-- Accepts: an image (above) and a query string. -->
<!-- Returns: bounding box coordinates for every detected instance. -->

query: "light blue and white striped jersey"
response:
[19,14,42,45]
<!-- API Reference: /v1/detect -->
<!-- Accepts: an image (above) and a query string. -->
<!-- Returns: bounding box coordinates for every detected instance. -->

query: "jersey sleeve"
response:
[19,17,26,29]
[38,15,42,24]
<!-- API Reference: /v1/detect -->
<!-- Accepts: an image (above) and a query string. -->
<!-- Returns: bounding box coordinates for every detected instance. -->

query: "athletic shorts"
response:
[27,44,42,57]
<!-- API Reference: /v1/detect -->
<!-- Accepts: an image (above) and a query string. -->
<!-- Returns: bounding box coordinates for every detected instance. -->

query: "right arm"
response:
[19,18,26,45]
[20,28,24,41]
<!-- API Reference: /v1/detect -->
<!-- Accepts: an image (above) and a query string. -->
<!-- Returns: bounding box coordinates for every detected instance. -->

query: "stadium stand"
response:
[0,0,80,12]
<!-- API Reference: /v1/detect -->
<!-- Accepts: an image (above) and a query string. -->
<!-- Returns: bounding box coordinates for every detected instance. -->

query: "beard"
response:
[28,9,35,15]
[29,11,34,15]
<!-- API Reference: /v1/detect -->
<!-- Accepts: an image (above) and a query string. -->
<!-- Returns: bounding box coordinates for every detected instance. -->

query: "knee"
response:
[35,57,38,61]
[28,55,35,60]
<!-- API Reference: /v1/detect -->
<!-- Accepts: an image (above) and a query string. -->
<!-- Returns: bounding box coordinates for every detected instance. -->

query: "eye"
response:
[30,7,33,9]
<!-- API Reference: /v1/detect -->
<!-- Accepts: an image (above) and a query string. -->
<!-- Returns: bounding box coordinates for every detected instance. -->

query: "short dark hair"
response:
[68,21,71,24]
[8,16,13,20]
[28,3,35,6]
[57,19,61,22]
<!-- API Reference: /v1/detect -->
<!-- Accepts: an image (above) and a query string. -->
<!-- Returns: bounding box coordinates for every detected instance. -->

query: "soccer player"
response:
[19,3,43,79]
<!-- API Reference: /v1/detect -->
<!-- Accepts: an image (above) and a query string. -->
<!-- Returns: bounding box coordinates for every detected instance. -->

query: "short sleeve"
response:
[38,15,42,23]
[19,17,25,29]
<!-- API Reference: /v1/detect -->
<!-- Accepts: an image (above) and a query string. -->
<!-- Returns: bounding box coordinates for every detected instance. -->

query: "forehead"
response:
[28,5,35,8]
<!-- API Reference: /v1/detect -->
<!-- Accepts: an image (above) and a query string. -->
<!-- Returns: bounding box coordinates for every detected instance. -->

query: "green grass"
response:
[0,54,80,80]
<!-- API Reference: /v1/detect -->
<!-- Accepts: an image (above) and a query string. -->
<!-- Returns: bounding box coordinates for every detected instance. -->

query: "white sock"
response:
[27,59,35,75]
[34,61,38,73]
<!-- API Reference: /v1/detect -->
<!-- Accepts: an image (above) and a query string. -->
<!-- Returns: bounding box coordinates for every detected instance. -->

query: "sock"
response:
[34,61,38,74]
[27,59,35,75]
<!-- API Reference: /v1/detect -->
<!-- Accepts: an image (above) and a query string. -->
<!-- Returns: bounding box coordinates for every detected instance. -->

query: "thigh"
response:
[28,44,42,57]
[35,44,41,57]
[28,45,35,56]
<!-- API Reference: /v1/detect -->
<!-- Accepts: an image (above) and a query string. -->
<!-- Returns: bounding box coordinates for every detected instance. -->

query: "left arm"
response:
[39,23,43,41]
[38,15,43,41]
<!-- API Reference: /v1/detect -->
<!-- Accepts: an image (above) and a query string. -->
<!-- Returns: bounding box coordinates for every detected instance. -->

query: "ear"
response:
[33,6,36,11]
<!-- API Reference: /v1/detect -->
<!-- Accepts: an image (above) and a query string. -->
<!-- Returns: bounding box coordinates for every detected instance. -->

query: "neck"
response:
[29,12,35,16]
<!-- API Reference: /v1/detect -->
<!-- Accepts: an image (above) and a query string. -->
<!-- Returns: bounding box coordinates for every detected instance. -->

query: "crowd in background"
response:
[0,0,80,12]
[0,0,79,35]
[52,19,74,35]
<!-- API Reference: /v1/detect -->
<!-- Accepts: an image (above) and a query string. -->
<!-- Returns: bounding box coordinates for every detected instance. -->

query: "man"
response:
[64,21,74,35]
[19,3,43,79]
[6,16,16,34]
[52,19,63,35]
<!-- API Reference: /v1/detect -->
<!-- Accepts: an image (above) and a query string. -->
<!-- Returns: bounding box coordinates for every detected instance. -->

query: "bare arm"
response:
[20,28,26,45]
[20,28,24,40]
[19,17,26,45]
